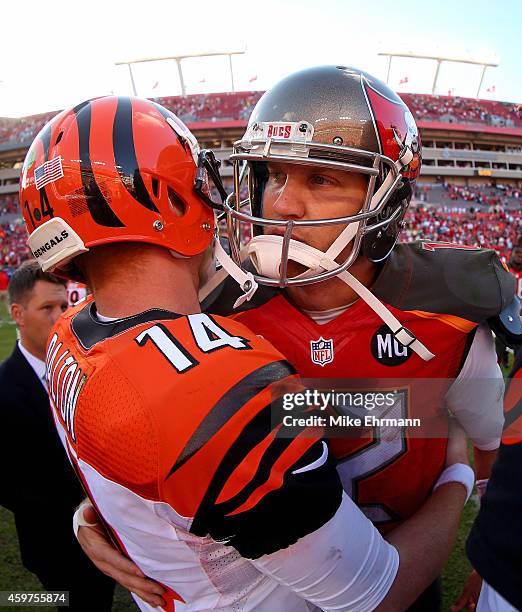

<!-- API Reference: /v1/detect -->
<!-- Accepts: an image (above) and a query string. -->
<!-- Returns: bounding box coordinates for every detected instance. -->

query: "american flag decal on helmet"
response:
[34,156,64,190]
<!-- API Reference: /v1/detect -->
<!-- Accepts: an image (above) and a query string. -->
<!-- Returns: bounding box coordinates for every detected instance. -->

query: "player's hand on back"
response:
[77,504,166,608]
[445,418,471,468]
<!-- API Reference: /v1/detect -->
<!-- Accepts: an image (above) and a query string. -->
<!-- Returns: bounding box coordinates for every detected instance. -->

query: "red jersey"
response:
[211,241,515,532]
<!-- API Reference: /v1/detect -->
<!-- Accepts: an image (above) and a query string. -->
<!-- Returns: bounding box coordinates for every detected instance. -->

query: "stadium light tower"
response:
[378,51,498,98]
[115,50,245,96]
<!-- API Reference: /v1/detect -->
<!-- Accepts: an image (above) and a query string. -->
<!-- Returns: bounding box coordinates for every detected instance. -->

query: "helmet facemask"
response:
[224,128,412,288]
[219,64,421,290]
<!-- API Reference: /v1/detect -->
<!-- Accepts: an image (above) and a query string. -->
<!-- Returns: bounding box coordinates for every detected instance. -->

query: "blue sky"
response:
[0,0,520,116]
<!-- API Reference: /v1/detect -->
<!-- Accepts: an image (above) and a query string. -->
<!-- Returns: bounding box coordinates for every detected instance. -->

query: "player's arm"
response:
[375,418,471,611]
[468,297,522,480]
[474,447,498,481]
[73,502,166,608]
[445,324,508,611]
[75,350,472,612]
[251,474,469,612]
[74,419,472,611]
[445,323,505,479]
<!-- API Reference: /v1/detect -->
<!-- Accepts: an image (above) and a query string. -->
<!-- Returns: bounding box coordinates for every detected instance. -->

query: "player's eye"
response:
[311,175,334,186]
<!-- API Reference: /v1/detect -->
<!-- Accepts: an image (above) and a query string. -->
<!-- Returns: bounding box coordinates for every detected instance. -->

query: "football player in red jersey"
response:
[212,67,520,609]
[22,95,476,612]
[75,67,519,610]
[216,65,516,518]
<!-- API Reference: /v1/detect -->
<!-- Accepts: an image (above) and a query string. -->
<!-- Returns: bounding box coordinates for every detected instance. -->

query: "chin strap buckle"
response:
[393,326,417,348]
[208,237,259,308]
[233,273,259,308]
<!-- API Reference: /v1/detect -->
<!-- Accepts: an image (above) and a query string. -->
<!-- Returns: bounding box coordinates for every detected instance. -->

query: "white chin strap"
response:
[198,238,257,309]
[198,146,433,360]
[248,219,360,282]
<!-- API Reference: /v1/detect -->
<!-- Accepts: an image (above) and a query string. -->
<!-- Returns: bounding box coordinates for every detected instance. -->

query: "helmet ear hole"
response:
[362,179,412,262]
[167,187,186,217]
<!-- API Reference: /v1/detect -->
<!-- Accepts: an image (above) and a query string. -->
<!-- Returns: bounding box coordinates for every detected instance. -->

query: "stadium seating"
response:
[1,91,519,146]
[404,204,522,260]
[0,220,31,271]
[0,194,20,217]
[0,112,57,145]
[414,182,522,208]
[401,93,522,128]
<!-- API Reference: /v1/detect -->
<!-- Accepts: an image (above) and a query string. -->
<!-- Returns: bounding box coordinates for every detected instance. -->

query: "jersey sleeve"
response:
[161,358,343,559]
[445,324,505,450]
[252,493,399,611]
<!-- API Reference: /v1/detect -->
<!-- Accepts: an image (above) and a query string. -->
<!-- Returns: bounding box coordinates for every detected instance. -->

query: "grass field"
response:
[0,309,478,611]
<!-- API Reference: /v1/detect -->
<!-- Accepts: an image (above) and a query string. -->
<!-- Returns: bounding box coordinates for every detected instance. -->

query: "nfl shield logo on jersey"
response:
[310,337,334,367]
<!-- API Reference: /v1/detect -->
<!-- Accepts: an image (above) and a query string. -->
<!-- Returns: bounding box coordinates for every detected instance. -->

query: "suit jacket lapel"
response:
[8,345,51,423]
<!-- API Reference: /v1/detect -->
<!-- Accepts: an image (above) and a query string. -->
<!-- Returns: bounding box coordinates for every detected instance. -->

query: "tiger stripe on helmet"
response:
[74,100,125,228]
[21,95,216,277]
[113,97,160,213]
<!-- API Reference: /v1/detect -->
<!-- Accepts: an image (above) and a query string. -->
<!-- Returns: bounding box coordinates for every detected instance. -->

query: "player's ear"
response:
[10,302,24,327]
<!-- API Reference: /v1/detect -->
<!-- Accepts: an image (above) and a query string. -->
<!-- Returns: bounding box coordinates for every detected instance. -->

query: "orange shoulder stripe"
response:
[406,309,477,333]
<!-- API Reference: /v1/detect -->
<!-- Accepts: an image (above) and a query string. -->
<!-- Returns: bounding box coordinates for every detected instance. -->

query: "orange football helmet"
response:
[20,96,225,279]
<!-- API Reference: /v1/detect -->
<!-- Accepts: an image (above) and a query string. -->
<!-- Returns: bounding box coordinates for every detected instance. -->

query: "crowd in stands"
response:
[403,205,521,260]
[1,91,520,146]
[444,183,521,206]
[0,195,20,216]
[0,118,17,143]
[401,93,522,128]
[0,112,57,145]
[0,92,264,146]
[154,91,263,123]
[0,221,31,271]
[415,182,522,209]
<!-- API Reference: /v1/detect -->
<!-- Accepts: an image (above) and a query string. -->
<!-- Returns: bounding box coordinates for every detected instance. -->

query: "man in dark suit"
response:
[0,260,115,610]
